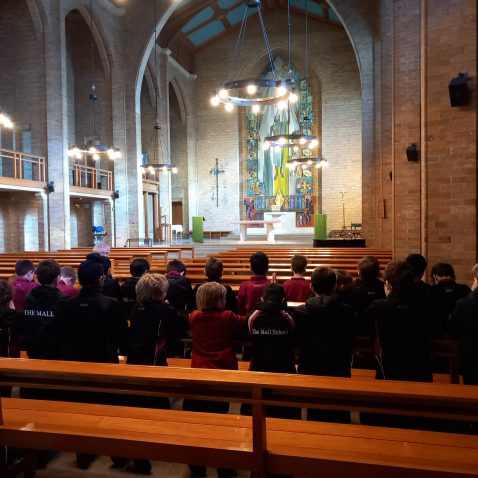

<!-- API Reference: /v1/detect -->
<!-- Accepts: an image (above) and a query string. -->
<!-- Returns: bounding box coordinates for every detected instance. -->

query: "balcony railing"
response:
[71,164,113,192]
[0,148,46,182]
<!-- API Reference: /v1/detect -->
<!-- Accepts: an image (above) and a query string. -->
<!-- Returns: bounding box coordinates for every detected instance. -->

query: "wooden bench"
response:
[0,358,478,477]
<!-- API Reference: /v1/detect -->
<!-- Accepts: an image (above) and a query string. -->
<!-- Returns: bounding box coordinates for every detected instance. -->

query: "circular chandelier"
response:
[67,0,120,161]
[68,143,121,161]
[141,163,178,175]
[210,0,296,112]
[263,133,319,151]
[0,112,13,129]
[211,78,296,110]
[287,156,328,170]
[264,0,319,151]
[142,1,178,176]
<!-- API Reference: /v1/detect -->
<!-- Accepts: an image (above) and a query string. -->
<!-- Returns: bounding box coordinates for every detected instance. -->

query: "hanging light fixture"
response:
[142,0,177,175]
[210,0,296,112]
[264,0,321,159]
[0,111,13,129]
[68,0,121,161]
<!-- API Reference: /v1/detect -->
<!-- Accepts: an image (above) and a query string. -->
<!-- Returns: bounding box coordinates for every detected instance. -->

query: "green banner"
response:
[192,216,204,243]
[314,214,327,240]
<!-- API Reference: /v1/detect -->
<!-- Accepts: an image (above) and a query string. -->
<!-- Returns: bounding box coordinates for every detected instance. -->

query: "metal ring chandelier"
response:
[142,163,178,175]
[68,143,121,161]
[0,112,13,129]
[263,133,319,151]
[287,156,328,170]
[210,0,296,112]
[67,0,120,161]
[211,78,295,110]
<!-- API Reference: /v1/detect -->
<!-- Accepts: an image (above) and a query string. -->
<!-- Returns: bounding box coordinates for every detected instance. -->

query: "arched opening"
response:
[65,9,114,247]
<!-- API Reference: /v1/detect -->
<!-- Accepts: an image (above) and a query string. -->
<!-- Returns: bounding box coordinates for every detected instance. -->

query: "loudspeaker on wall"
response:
[449,73,470,107]
[406,144,419,162]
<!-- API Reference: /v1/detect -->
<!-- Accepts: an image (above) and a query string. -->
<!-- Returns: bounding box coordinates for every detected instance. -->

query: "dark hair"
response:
[358,256,380,281]
[431,262,455,280]
[36,259,61,285]
[86,253,111,275]
[262,283,285,304]
[15,259,35,277]
[78,255,105,287]
[166,259,186,274]
[405,253,427,280]
[250,252,269,276]
[291,255,307,274]
[0,280,13,306]
[311,267,336,295]
[205,257,223,281]
[383,261,415,291]
[335,269,353,289]
[130,258,150,277]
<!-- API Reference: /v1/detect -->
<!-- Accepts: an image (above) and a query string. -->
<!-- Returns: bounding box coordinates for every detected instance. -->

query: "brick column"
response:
[44,1,70,250]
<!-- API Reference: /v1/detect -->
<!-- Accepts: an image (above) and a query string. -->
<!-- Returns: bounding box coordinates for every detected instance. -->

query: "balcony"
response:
[70,164,113,199]
[0,148,46,191]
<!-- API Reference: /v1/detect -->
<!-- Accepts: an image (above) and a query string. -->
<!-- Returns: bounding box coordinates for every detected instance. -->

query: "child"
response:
[282,255,310,303]
[185,282,246,478]
[193,257,237,312]
[23,259,65,361]
[0,280,22,393]
[165,259,194,314]
[237,252,271,314]
[124,273,183,475]
[11,259,37,311]
[294,267,355,423]
[57,266,78,297]
[120,258,150,318]
[349,255,386,315]
[244,284,299,421]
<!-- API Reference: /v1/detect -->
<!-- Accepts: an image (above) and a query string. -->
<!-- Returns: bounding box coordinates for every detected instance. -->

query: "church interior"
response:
[0,0,474,279]
[0,0,477,477]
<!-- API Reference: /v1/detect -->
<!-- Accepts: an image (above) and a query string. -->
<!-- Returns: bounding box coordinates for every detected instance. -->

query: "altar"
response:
[230,219,281,242]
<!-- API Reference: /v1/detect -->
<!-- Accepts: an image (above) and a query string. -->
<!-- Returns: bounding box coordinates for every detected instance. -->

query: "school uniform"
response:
[237,275,271,314]
[282,277,311,303]
[12,277,38,311]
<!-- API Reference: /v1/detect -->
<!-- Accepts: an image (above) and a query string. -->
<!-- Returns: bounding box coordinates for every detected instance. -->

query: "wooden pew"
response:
[0,358,478,477]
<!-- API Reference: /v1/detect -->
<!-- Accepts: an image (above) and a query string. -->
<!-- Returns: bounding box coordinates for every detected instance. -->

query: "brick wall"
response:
[0,0,45,156]
[0,192,43,251]
[377,0,477,281]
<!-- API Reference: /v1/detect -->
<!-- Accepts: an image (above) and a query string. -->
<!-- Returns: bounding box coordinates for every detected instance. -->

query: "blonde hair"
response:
[196,282,226,311]
[472,264,478,280]
[135,273,169,304]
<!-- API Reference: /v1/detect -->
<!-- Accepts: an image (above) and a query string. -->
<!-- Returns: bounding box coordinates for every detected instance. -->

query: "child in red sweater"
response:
[237,252,271,314]
[185,282,246,478]
[282,254,311,303]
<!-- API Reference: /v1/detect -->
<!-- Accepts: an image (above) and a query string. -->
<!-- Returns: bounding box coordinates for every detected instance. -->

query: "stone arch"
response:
[135,4,179,112]
[63,3,112,81]
[169,78,186,125]
[25,0,48,41]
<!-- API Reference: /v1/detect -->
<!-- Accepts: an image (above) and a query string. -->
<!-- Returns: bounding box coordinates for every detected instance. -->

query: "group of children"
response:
[0,246,477,476]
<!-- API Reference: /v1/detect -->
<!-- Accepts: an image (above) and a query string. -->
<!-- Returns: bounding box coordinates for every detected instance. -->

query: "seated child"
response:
[57,266,78,297]
[282,254,311,303]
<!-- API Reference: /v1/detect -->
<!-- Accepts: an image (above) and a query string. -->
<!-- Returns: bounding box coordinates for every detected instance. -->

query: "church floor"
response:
[35,454,249,478]
[157,234,316,258]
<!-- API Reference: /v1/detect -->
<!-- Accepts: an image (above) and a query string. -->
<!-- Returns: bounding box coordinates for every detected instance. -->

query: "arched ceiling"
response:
[160,0,342,72]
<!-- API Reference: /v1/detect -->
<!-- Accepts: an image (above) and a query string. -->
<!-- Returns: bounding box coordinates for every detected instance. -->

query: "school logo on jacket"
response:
[24,309,54,318]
